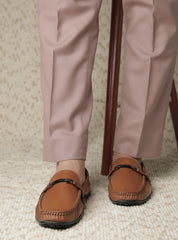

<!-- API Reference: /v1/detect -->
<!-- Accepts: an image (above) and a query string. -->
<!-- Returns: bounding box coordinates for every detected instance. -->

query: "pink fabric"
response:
[37,0,178,162]
[113,0,178,157]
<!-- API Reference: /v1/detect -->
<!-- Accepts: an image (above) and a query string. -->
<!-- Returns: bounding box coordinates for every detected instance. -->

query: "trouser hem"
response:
[112,147,162,159]
[42,134,88,163]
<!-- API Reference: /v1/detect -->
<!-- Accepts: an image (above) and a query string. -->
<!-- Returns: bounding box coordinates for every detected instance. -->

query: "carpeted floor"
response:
[0,0,178,239]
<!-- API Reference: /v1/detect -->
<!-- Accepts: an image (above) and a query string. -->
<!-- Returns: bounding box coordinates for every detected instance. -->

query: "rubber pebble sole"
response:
[35,192,91,229]
[109,191,152,206]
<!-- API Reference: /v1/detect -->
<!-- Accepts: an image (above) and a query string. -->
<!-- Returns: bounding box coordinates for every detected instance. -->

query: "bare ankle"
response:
[56,159,86,185]
[112,152,142,162]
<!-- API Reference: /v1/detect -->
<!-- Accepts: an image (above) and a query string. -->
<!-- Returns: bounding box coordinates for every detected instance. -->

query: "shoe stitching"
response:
[39,200,83,217]
[109,178,151,200]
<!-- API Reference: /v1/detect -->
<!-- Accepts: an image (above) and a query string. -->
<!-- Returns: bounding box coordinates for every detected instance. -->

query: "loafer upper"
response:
[108,157,152,203]
[35,168,90,225]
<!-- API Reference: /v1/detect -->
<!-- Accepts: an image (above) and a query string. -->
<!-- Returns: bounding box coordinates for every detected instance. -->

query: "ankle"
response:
[112,152,142,162]
[56,159,86,185]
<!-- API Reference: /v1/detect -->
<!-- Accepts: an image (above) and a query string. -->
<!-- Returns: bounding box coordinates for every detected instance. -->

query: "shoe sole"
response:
[109,191,152,206]
[35,192,91,229]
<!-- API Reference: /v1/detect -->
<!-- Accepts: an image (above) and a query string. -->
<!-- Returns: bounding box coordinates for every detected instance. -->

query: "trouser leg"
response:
[37,0,102,162]
[113,0,178,158]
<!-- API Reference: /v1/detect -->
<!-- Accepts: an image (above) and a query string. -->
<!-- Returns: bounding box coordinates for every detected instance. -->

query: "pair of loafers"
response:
[35,157,152,229]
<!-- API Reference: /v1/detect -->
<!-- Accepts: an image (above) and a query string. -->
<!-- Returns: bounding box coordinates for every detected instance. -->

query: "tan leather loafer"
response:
[35,168,91,229]
[108,157,152,206]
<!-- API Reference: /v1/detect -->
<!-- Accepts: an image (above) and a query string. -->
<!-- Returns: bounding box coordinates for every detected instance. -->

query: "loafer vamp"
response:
[41,182,81,212]
[35,169,90,226]
[109,168,145,193]
[108,157,152,204]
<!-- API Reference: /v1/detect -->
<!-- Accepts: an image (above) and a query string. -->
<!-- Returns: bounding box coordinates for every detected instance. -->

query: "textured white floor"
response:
[0,0,178,239]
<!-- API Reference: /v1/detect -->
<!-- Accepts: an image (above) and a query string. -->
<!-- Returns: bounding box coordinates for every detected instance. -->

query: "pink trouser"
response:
[37,0,178,162]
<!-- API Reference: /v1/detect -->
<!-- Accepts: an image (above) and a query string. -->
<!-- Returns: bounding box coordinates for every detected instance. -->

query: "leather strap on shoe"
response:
[108,164,150,181]
[40,178,82,196]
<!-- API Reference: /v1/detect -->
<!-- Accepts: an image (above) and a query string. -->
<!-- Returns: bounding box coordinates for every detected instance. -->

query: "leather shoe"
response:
[35,168,91,229]
[108,157,152,206]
